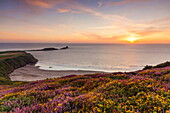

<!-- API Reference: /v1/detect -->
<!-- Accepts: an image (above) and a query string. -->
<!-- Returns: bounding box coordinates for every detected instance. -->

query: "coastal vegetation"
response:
[143,61,170,70]
[0,57,169,112]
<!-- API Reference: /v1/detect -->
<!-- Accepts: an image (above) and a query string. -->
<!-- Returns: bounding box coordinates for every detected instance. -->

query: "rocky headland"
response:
[27,46,69,51]
[0,51,38,80]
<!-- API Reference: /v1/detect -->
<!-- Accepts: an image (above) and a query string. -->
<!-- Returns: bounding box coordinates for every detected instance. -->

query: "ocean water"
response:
[0,43,170,72]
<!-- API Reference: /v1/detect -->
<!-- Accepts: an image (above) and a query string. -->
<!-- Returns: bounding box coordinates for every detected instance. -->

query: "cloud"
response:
[57,8,70,13]
[81,32,131,43]
[81,26,170,43]
[19,0,70,8]
[63,2,132,25]
[16,0,75,14]
[81,31,129,40]
[105,0,157,6]
[92,16,170,38]
[27,23,73,33]
[130,27,170,36]
[128,17,170,36]
[147,17,170,24]
[14,0,170,43]
[82,33,112,40]
[84,16,170,43]
[16,0,132,27]
[18,0,129,21]
[24,0,51,8]
[56,8,82,13]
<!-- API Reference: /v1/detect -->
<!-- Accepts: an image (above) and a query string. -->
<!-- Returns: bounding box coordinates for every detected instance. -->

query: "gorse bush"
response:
[0,66,170,113]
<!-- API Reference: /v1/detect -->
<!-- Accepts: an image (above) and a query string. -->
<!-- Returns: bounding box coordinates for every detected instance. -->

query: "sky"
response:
[0,0,170,44]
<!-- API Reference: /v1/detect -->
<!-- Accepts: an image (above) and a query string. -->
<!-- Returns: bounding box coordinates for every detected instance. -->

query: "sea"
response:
[0,43,170,72]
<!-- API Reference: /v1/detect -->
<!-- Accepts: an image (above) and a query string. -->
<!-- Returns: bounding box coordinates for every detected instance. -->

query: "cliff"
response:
[0,51,38,80]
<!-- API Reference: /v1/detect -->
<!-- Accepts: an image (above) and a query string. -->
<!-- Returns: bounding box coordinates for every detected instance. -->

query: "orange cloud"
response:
[81,32,129,43]
[19,0,70,9]
[80,27,170,44]
[80,15,170,43]
[57,8,70,13]
[25,0,51,8]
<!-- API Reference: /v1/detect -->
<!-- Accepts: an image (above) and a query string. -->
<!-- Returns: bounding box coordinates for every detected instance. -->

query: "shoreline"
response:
[9,65,103,81]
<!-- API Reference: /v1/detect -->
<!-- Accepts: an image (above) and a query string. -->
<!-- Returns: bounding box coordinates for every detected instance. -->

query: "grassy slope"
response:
[0,55,17,58]
[0,66,169,112]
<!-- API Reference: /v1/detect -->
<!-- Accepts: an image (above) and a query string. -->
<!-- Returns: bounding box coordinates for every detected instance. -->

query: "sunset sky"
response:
[0,0,170,43]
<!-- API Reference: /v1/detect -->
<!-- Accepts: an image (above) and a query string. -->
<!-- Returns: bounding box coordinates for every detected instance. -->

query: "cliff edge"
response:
[0,51,38,80]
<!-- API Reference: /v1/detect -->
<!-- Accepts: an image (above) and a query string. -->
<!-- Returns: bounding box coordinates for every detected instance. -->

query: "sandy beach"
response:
[9,65,101,81]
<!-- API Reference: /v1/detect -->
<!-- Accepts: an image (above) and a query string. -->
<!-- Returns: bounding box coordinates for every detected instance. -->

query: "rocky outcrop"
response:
[30,47,58,51]
[60,46,69,50]
[0,51,38,80]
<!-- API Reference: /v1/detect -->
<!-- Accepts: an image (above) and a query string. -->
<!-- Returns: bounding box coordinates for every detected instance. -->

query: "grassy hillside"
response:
[0,66,169,112]
[0,51,38,80]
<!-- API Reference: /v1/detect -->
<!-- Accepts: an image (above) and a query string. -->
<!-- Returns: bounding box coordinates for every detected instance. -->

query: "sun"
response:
[126,37,138,43]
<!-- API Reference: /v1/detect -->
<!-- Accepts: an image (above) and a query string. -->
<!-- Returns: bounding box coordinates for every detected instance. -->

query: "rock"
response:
[60,46,69,50]
[42,48,58,51]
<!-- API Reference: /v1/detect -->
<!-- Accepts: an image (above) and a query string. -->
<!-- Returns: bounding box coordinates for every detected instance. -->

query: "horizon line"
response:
[0,42,170,44]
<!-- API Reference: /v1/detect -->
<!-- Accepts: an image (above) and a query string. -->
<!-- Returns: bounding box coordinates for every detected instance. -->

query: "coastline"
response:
[9,65,103,81]
[0,50,103,81]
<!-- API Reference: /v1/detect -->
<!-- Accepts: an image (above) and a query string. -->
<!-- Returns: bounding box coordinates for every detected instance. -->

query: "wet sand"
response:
[9,65,101,81]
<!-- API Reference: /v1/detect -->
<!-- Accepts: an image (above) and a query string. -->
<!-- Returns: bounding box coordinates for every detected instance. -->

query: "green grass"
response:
[0,51,24,54]
[0,53,23,59]
[0,55,15,58]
